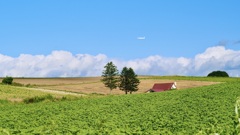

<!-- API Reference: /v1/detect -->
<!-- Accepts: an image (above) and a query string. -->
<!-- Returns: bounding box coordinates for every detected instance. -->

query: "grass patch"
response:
[11,82,24,87]
[0,99,9,104]
[140,75,240,82]
[0,85,80,103]
[23,94,54,104]
[23,94,69,104]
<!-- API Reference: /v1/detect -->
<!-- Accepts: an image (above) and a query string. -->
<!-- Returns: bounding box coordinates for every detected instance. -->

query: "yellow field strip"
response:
[24,87,85,96]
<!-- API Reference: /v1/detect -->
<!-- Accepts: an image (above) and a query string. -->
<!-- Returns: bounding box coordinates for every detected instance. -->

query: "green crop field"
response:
[1,77,240,134]
[140,75,240,82]
[0,85,80,104]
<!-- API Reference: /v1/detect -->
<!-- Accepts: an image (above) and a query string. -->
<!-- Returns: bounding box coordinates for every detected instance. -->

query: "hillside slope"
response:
[1,82,240,134]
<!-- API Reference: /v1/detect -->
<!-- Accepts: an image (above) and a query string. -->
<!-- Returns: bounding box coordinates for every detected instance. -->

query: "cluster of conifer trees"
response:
[101,62,140,94]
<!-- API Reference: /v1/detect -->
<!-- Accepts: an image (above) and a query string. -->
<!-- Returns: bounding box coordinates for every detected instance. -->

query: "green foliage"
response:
[234,97,240,134]
[11,82,24,87]
[0,85,76,103]
[2,76,13,85]
[0,99,9,104]
[207,70,229,77]
[23,94,55,104]
[119,67,140,94]
[23,94,70,104]
[101,62,119,93]
[1,82,240,134]
[22,94,73,104]
[1,76,240,134]
[141,75,239,82]
[25,84,37,87]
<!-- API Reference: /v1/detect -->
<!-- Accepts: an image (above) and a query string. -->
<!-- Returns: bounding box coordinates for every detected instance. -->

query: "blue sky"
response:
[0,1,240,77]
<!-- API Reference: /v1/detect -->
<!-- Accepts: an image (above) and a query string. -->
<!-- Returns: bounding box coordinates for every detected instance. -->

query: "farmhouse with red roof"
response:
[146,82,177,93]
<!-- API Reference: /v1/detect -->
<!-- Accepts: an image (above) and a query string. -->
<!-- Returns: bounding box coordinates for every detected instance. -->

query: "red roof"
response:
[150,83,175,92]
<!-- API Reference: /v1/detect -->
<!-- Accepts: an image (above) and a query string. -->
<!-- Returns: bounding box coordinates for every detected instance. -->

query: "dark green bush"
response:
[12,82,24,87]
[2,76,13,85]
[207,70,229,77]
[25,84,36,87]
[23,95,70,104]
[23,94,54,104]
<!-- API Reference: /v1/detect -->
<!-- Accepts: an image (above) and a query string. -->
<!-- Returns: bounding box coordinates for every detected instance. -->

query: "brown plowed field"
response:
[8,77,220,95]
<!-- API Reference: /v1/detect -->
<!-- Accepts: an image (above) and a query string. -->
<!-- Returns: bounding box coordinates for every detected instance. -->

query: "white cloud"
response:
[0,51,108,77]
[1,46,240,77]
[193,46,240,76]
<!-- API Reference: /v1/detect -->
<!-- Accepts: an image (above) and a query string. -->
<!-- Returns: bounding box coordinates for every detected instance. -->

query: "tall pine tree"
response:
[101,62,119,94]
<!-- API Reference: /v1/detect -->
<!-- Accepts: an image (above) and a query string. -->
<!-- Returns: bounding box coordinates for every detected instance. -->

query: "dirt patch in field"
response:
[8,98,23,103]
[12,77,220,95]
[25,88,85,96]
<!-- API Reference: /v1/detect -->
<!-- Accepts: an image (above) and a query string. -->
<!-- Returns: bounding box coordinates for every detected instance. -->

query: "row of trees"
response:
[101,62,140,94]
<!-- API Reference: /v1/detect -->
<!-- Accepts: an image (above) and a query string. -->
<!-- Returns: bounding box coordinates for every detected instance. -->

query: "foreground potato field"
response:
[0,76,240,134]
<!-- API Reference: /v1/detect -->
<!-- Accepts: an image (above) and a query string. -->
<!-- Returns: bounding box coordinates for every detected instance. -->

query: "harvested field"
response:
[10,77,220,95]
[11,77,100,86]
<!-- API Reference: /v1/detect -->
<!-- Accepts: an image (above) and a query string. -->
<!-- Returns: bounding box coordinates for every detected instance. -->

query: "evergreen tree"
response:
[101,62,119,94]
[119,67,140,94]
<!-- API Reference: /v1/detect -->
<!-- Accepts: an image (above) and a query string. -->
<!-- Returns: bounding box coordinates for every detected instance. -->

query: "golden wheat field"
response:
[3,77,219,95]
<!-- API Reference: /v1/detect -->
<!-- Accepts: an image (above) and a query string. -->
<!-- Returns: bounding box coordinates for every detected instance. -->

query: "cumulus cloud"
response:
[1,46,240,77]
[0,51,108,77]
[193,46,240,76]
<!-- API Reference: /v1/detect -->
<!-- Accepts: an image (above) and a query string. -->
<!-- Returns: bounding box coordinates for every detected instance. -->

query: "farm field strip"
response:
[141,76,240,82]
[38,79,220,95]
[5,77,102,85]
[24,87,85,96]
[10,77,220,95]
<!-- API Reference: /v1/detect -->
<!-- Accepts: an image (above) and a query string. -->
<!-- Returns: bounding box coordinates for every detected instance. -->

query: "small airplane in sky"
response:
[137,36,145,40]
